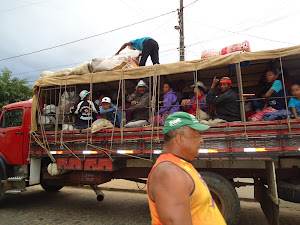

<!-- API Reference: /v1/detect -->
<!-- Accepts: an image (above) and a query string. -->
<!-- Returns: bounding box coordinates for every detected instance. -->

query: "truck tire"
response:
[0,158,6,199]
[41,181,64,192]
[200,171,241,225]
[278,180,300,203]
[0,177,3,199]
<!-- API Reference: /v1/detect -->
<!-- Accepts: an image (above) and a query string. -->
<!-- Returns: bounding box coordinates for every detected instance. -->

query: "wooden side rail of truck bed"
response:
[30,120,300,172]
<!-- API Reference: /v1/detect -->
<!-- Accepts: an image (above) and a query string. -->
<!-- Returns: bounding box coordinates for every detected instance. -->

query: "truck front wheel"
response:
[41,181,64,192]
[200,171,241,225]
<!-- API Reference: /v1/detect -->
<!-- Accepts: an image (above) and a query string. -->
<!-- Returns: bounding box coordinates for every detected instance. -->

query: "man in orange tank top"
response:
[147,112,227,225]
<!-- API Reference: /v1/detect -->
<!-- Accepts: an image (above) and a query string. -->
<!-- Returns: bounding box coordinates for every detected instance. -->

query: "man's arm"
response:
[126,92,136,102]
[149,162,194,225]
[207,88,235,105]
[115,42,132,55]
[264,89,275,98]
[265,80,282,98]
[128,94,149,111]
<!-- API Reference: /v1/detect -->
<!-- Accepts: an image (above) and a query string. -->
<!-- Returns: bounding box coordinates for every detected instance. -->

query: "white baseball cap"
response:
[102,97,111,103]
[79,90,90,100]
[136,80,148,90]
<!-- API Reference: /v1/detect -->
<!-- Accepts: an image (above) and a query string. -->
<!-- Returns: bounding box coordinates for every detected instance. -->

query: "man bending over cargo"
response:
[115,37,159,66]
[147,112,227,225]
[207,77,241,122]
[70,90,100,129]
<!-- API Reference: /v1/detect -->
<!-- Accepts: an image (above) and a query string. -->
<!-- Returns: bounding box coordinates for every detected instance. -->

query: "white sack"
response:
[91,50,141,72]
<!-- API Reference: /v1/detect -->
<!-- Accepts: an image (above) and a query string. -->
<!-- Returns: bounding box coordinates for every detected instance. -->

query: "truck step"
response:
[5,189,26,194]
[7,176,26,182]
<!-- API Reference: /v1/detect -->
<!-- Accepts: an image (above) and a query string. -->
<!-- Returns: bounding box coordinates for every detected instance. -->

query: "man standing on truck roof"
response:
[115,37,159,66]
[70,90,100,129]
[147,112,226,225]
[206,77,241,122]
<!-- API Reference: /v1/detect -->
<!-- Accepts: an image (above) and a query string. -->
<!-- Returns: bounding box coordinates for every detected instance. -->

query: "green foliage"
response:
[0,68,32,108]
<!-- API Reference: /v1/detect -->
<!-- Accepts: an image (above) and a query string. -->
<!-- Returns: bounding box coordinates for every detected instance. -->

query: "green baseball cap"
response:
[163,112,210,134]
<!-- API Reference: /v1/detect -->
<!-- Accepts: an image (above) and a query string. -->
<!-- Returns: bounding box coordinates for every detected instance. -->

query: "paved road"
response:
[0,186,299,225]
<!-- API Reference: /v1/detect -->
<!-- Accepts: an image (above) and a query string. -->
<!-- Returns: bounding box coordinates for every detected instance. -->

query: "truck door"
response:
[0,108,25,165]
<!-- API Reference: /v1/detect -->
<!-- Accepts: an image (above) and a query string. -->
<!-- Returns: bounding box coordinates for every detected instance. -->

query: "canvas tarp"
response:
[31,45,300,131]
[33,45,300,89]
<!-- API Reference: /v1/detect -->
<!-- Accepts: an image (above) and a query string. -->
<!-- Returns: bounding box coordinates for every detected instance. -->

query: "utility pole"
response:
[179,0,185,61]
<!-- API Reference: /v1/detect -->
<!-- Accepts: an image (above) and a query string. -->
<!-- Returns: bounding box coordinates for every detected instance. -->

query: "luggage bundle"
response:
[39,50,140,79]
[201,40,251,59]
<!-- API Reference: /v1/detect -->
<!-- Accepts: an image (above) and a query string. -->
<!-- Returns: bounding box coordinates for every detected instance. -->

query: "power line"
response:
[202,24,296,45]
[0,9,177,62]
[0,0,48,14]
[13,61,84,76]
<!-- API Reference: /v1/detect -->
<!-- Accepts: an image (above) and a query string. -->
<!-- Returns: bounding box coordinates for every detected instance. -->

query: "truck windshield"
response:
[1,109,23,128]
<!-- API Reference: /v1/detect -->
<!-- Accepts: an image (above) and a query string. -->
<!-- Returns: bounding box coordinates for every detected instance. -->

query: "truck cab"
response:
[0,100,32,196]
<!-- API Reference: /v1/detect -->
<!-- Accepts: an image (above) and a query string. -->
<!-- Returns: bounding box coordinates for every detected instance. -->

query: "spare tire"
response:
[200,171,241,225]
[278,180,300,203]
[41,181,64,192]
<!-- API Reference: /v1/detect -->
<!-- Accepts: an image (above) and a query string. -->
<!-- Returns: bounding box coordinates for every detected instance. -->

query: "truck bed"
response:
[30,120,300,171]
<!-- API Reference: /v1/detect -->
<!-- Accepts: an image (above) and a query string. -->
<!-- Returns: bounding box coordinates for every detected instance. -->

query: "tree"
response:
[0,68,32,108]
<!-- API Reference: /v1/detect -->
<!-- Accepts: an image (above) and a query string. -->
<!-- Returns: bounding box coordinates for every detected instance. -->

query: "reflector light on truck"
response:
[117,150,134,154]
[243,148,266,152]
[198,149,218,153]
[82,151,98,154]
[50,151,63,154]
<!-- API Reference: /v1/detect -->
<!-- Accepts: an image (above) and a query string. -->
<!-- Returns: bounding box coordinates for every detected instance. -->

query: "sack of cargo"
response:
[91,50,141,72]
[69,62,92,75]
[62,124,74,131]
[112,61,139,70]
[91,119,114,133]
[40,71,54,78]
[221,40,250,55]
[224,50,246,56]
[60,91,77,112]
[124,120,148,128]
[201,49,221,59]
[38,115,55,124]
[43,104,57,115]
[52,68,72,77]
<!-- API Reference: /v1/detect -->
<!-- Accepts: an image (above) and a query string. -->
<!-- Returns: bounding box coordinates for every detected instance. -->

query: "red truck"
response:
[1,45,300,225]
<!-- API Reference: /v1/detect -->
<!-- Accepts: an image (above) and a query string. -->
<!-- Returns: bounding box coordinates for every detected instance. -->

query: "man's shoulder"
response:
[151,161,190,181]
[274,80,282,85]
[270,80,282,88]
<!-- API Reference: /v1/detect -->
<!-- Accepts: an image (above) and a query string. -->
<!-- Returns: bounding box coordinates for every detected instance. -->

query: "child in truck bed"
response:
[289,84,300,121]
[100,97,122,127]
[249,69,286,121]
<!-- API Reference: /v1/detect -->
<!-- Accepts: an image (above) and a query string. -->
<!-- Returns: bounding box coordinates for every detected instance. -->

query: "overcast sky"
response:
[0,0,299,85]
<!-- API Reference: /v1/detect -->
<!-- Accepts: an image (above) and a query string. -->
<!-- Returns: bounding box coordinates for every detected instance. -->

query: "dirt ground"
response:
[99,178,300,224]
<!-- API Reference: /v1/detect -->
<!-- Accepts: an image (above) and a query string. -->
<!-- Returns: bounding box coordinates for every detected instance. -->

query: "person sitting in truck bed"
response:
[249,69,286,121]
[100,97,122,127]
[206,77,241,122]
[181,81,210,119]
[124,80,149,127]
[289,84,300,121]
[149,82,180,126]
[70,90,100,129]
